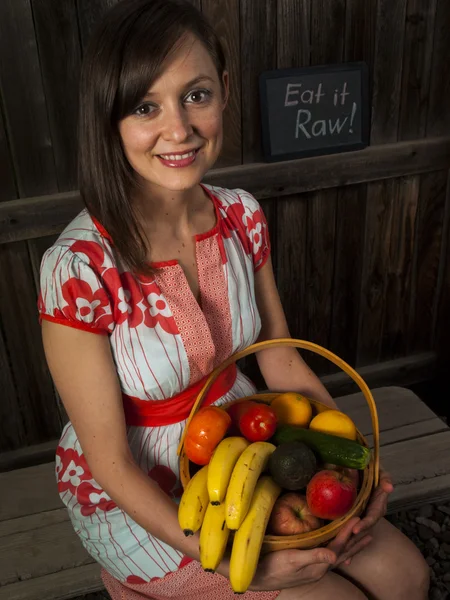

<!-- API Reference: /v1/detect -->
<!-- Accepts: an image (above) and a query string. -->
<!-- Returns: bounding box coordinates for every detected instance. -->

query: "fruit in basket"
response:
[306,469,358,520]
[178,465,209,536]
[239,404,277,442]
[184,406,231,465]
[225,441,276,529]
[309,410,357,441]
[270,392,313,427]
[229,475,282,593]
[226,400,256,431]
[273,426,371,470]
[323,462,360,489]
[207,436,250,505]
[268,441,317,490]
[199,502,230,572]
[268,492,323,535]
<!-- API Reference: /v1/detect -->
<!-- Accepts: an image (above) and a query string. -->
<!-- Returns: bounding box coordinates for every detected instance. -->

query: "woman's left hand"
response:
[337,468,394,567]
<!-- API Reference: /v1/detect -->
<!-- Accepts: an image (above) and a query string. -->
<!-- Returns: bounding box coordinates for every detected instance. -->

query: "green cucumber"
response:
[273,426,371,470]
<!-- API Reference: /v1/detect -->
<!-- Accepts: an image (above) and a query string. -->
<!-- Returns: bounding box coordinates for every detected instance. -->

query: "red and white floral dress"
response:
[38,185,280,599]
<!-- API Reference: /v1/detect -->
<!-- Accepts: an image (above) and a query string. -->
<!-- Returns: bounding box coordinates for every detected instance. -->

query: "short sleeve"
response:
[234,189,271,272]
[38,245,114,335]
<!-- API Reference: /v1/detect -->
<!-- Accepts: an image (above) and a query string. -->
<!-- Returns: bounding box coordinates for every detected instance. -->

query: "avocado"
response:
[268,441,317,490]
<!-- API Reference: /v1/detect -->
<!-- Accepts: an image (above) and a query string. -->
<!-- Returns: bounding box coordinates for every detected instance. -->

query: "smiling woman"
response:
[78,0,228,277]
[118,39,227,196]
[37,1,430,600]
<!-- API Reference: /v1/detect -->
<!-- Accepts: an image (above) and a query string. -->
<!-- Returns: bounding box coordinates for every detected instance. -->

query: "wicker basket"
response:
[177,338,379,552]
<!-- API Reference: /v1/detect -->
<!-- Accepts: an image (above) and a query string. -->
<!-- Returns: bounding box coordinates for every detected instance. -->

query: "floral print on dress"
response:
[77,480,117,516]
[215,188,270,271]
[70,239,109,272]
[104,269,147,327]
[56,447,92,495]
[141,280,179,335]
[61,278,113,331]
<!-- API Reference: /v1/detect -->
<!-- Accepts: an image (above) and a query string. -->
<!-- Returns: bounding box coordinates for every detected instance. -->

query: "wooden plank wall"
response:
[0,0,449,451]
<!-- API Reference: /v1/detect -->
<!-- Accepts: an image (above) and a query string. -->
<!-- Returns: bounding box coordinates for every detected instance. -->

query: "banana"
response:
[199,502,230,572]
[178,465,209,536]
[229,475,282,593]
[225,441,276,530]
[208,436,250,505]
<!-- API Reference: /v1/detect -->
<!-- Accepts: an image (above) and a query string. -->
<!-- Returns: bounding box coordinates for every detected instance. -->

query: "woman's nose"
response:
[161,105,193,143]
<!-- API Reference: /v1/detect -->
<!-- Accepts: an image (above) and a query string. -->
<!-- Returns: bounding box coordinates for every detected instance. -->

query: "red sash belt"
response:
[122,364,237,427]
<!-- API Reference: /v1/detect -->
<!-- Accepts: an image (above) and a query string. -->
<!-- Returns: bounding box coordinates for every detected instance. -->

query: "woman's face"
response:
[118,34,228,195]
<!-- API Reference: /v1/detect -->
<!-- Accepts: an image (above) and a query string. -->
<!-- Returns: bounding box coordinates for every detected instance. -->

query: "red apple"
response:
[268,492,323,535]
[322,463,360,489]
[306,469,357,520]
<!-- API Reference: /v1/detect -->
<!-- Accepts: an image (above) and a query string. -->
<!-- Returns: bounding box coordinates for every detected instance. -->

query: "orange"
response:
[309,410,357,441]
[270,392,312,427]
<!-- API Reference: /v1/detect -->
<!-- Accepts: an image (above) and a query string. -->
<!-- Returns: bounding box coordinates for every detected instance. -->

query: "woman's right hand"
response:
[248,517,372,591]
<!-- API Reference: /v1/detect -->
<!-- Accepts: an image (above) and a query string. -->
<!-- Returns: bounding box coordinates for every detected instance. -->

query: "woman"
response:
[38,0,429,598]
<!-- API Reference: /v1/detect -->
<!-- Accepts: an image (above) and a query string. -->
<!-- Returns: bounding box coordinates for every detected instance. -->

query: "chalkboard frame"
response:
[259,62,370,163]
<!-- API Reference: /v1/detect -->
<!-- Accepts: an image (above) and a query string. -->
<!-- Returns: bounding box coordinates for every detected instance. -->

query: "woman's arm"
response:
[253,257,338,409]
[41,321,231,574]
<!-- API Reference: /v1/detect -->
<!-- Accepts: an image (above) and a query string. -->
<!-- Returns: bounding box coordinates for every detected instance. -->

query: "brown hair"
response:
[78,0,226,275]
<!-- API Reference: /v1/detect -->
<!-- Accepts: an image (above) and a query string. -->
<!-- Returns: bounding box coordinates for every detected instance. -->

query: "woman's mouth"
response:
[157,148,200,168]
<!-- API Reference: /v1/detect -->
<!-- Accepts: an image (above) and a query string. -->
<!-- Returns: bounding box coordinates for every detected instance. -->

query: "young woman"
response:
[38,1,429,598]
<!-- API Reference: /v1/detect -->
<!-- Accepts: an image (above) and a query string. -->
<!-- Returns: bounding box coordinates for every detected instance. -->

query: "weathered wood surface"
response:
[240,0,277,163]
[371,0,407,145]
[203,0,241,168]
[0,463,61,522]
[426,0,450,137]
[435,173,450,364]
[398,0,437,141]
[1,386,450,600]
[31,0,82,192]
[410,170,449,353]
[0,563,102,600]
[1,137,449,245]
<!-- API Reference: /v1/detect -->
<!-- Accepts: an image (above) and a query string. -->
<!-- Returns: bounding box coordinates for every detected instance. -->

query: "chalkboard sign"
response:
[259,62,370,162]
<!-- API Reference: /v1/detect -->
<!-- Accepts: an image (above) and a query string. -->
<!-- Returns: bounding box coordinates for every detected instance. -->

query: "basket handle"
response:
[177,338,379,487]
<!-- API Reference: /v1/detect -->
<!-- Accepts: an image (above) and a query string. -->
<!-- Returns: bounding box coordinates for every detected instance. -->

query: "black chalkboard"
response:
[259,62,370,162]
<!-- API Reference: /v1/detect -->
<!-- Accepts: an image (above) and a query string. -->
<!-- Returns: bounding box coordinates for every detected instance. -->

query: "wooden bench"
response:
[1,386,450,600]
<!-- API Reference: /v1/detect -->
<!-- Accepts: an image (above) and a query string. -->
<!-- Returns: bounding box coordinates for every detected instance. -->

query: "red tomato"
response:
[184,406,231,465]
[226,400,257,428]
[239,404,277,442]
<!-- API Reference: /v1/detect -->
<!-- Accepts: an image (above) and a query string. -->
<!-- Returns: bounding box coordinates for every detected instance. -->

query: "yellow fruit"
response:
[225,441,276,530]
[270,392,312,427]
[199,502,230,572]
[229,476,282,593]
[178,465,209,536]
[207,437,250,505]
[309,410,357,441]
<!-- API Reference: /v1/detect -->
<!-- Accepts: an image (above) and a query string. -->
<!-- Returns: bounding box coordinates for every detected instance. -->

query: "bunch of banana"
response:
[178,437,279,585]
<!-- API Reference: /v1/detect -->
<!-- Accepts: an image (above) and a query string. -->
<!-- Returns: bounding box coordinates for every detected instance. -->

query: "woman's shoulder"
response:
[41,209,115,272]
[51,209,108,251]
[203,184,261,212]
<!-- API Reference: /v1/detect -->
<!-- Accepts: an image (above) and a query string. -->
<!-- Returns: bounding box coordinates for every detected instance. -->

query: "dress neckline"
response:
[91,184,221,269]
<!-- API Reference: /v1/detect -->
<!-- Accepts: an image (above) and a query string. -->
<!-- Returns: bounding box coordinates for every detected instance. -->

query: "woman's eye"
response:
[185,89,211,104]
[133,103,156,117]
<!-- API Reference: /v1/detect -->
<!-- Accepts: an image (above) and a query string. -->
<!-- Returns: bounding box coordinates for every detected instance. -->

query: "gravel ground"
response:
[75,502,450,600]
[386,502,450,600]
